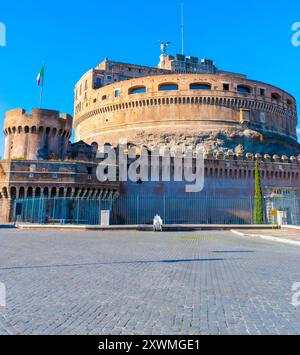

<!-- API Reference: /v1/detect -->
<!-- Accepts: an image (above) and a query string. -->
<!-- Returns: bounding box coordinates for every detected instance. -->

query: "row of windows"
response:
[4,126,71,138]
[157,83,213,92]
[1,186,115,199]
[108,83,292,106]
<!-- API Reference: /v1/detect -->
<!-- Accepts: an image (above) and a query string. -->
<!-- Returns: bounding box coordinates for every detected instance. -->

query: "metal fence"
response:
[14,197,112,225]
[112,195,253,225]
[13,195,300,226]
[13,195,252,225]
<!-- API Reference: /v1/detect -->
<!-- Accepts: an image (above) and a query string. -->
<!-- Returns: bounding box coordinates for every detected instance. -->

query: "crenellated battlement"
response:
[203,147,300,165]
[130,144,300,165]
[3,108,73,161]
[4,108,73,134]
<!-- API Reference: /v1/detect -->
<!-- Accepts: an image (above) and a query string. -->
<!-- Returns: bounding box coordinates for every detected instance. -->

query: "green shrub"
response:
[254,160,264,224]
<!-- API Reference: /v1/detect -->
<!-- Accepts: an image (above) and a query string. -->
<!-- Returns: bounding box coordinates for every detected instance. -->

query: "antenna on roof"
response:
[181,1,184,55]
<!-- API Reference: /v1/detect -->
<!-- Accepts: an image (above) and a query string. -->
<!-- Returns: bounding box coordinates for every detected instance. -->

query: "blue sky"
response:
[0,0,299,157]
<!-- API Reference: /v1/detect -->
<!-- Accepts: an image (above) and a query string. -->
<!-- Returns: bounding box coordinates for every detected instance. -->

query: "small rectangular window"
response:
[223,83,230,91]
[260,88,265,96]
[87,167,93,175]
[94,78,102,88]
[114,90,119,98]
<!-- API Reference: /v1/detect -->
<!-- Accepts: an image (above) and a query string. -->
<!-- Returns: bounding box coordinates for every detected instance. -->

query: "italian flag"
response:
[37,66,44,87]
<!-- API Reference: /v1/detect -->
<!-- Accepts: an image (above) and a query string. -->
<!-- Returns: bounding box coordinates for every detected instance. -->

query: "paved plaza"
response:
[0,228,300,335]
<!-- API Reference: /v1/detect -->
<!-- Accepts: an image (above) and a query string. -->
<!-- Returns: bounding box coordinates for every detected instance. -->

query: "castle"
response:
[0,51,299,225]
[0,109,118,222]
[74,54,298,155]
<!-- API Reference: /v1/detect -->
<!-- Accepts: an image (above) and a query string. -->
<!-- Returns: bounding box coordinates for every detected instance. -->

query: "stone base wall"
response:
[0,198,13,223]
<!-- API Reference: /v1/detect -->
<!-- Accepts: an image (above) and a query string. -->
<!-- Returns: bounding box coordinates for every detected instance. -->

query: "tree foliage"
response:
[254,160,264,224]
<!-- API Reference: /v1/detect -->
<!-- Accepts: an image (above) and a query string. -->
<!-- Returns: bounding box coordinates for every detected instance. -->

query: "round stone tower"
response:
[3,108,73,160]
[74,70,299,156]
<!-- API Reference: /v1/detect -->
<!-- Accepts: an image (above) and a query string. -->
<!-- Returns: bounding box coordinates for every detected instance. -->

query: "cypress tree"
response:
[254,159,264,224]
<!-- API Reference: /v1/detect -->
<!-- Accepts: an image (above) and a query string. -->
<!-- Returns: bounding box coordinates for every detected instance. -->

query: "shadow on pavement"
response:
[212,250,255,254]
[0,258,226,271]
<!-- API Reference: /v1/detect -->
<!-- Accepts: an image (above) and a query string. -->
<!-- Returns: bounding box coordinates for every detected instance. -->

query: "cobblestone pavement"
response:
[0,229,300,335]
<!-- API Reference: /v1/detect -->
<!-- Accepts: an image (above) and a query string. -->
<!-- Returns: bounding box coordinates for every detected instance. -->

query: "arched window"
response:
[26,187,33,198]
[19,187,25,199]
[43,187,49,197]
[190,83,211,91]
[10,187,17,199]
[237,85,251,94]
[59,188,65,198]
[158,83,179,91]
[271,92,281,101]
[51,187,57,198]
[287,99,293,106]
[66,187,72,198]
[35,187,41,198]
[129,86,147,95]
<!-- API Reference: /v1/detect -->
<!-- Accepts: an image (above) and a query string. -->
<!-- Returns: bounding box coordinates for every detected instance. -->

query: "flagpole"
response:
[39,84,43,109]
[39,64,45,109]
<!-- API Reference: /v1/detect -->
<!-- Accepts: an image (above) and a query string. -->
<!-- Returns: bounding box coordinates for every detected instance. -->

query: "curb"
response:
[231,230,300,247]
[16,224,278,232]
[281,225,300,232]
